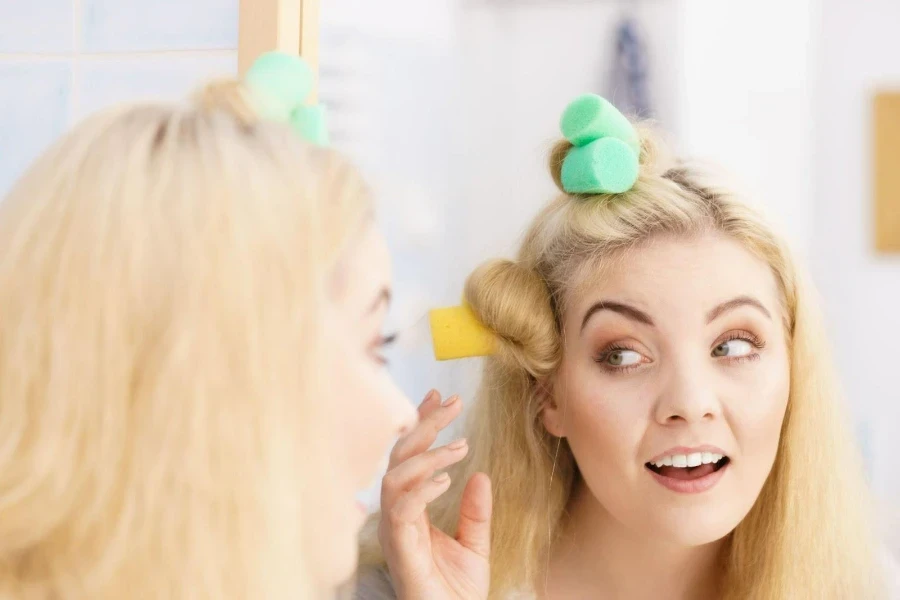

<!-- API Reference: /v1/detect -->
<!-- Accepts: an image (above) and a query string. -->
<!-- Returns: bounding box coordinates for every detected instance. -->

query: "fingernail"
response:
[433,472,450,483]
[447,438,468,450]
[442,394,459,407]
[421,389,437,406]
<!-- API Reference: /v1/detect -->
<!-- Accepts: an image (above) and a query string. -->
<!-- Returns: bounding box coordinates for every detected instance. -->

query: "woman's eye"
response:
[371,333,397,366]
[605,349,643,367]
[712,339,753,358]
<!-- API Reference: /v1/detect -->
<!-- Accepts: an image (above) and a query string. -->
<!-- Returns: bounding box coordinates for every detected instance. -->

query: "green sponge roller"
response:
[558,93,640,195]
[561,137,639,194]
[291,104,329,147]
[244,52,314,122]
[243,51,328,146]
[560,94,640,153]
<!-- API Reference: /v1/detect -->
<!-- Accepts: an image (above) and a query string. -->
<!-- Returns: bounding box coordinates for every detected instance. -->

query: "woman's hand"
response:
[377,390,492,600]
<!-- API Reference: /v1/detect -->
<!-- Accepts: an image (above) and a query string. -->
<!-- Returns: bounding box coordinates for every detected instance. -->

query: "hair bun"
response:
[548,139,573,194]
[191,79,259,127]
[464,259,559,377]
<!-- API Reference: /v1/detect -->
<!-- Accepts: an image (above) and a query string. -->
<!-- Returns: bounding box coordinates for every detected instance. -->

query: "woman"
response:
[359,95,891,598]
[0,53,415,598]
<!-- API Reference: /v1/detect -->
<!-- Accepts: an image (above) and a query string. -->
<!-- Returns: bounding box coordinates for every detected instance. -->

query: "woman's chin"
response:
[637,509,740,548]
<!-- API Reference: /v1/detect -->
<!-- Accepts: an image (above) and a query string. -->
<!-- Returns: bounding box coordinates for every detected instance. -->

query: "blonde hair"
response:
[0,79,370,599]
[361,126,882,598]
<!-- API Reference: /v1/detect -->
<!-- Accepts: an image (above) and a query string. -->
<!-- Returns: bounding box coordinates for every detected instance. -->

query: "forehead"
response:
[565,233,782,322]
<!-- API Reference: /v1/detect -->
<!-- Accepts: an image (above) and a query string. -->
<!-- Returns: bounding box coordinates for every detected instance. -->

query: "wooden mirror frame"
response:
[238,0,320,100]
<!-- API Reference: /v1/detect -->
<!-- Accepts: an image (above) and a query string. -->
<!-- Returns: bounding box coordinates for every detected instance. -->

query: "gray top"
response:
[353,567,398,600]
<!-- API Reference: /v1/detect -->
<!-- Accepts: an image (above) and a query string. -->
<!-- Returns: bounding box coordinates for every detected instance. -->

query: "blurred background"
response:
[0,0,898,559]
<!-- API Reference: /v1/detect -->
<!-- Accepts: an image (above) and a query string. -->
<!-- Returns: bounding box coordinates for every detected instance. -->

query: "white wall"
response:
[813,0,900,554]
[678,0,814,254]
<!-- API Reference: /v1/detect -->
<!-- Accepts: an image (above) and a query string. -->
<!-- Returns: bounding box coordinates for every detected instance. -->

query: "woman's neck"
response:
[540,481,725,600]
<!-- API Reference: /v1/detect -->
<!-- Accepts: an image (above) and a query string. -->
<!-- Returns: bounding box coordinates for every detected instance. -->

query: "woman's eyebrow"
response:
[706,295,771,323]
[581,300,654,333]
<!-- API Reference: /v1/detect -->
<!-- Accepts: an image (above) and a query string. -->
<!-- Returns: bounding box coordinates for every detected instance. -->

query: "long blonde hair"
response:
[0,80,370,599]
[361,125,881,598]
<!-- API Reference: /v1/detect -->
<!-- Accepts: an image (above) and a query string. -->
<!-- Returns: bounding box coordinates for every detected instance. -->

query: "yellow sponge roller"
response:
[428,305,496,361]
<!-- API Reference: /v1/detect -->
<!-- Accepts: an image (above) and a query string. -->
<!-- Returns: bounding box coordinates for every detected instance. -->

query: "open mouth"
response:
[646,455,730,480]
[644,452,730,493]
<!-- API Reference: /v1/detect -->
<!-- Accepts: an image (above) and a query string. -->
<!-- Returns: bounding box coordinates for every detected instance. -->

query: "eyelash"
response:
[715,330,766,365]
[594,342,645,374]
[372,333,397,366]
[594,330,767,374]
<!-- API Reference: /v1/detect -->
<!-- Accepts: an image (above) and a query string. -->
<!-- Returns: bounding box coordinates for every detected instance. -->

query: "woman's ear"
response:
[537,377,566,438]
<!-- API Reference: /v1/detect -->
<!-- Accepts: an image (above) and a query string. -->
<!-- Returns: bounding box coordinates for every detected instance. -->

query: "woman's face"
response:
[545,233,790,546]
[308,224,416,587]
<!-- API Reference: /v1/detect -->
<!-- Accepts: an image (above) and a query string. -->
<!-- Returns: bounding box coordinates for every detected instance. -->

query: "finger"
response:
[388,394,462,469]
[388,473,453,525]
[455,472,492,559]
[381,438,469,506]
[417,389,442,421]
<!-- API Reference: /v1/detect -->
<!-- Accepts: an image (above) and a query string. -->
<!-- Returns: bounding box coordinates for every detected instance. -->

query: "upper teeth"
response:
[651,452,725,468]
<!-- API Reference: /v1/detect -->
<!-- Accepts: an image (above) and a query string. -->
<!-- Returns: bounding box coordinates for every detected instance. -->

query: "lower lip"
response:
[647,462,729,494]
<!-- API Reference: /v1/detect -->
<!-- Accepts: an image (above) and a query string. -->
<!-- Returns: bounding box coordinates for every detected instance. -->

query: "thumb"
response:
[455,472,492,558]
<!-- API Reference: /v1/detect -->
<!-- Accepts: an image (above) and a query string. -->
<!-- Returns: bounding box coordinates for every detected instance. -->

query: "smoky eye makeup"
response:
[710,329,766,364]
[714,329,765,348]
[593,339,651,374]
[590,327,769,374]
